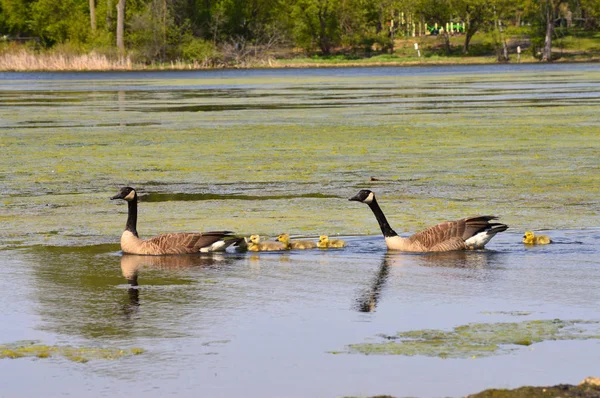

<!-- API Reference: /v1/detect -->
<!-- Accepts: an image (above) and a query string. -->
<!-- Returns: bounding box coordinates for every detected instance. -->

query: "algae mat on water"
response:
[0,340,144,363]
[345,319,600,358]
[0,67,599,248]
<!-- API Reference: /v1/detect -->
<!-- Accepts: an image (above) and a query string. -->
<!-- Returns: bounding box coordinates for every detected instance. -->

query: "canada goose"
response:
[523,231,552,245]
[317,235,346,248]
[234,236,249,252]
[349,189,508,252]
[247,235,287,252]
[111,187,241,255]
[277,233,317,249]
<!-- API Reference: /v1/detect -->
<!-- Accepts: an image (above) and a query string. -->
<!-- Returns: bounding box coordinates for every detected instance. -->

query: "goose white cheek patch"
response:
[124,190,136,201]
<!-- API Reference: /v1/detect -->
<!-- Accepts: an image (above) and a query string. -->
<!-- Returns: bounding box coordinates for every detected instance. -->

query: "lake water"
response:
[1,64,599,397]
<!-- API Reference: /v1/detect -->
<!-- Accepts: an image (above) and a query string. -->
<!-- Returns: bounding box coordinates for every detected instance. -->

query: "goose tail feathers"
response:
[464,221,508,250]
[199,232,246,253]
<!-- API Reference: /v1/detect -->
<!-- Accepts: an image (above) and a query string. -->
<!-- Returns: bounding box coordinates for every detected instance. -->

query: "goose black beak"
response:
[111,194,122,200]
[348,194,361,202]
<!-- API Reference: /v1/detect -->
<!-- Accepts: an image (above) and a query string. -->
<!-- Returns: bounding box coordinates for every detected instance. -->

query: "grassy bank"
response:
[1,30,599,71]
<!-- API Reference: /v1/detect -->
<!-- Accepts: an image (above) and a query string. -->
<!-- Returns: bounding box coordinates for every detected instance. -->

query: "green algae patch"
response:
[468,382,600,398]
[1,69,600,248]
[345,319,600,358]
[481,311,533,316]
[0,340,145,362]
[141,192,339,202]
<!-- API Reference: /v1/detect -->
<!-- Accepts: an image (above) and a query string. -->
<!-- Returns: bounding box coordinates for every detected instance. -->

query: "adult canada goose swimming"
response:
[247,235,287,252]
[522,231,552,245]
[111,187,240,255]
[349,189,508,252]
[277,233,317,249]
[317,235,346,248]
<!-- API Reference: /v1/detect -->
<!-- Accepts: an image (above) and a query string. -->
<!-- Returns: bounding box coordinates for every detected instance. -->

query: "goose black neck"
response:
[368,197,398,238]
[126,198,139,237]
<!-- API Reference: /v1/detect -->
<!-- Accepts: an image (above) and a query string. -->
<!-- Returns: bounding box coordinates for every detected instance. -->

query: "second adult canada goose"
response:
[277,233,317,249]
[317,235,346,248]
[523,231,552,245]
[349,189,508,252]
[247,235,287,251]
[111,187,241,255]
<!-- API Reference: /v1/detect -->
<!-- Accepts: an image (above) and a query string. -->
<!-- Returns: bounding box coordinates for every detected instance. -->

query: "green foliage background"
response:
[0,0,598,63]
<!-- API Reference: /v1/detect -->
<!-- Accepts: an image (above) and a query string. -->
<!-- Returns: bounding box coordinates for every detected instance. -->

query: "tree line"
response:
[1,0,599,64]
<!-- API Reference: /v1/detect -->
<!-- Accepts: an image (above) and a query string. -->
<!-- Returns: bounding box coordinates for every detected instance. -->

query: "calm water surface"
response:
[1,64,600,397]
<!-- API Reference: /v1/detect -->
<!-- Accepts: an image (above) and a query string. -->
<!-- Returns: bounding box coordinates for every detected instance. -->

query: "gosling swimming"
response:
[277,233,317,250]
[317,235,346,248]
[523,231,552,245]
[247,235,287,251]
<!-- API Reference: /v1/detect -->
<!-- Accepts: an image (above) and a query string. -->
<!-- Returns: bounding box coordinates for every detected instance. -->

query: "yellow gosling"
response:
[317,235,346,249]
[523,231,552,245]
[277,233,317,250]
[247,235,287,252]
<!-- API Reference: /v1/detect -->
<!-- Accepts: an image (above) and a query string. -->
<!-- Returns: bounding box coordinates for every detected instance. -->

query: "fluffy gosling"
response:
[247,235,287,251]
[317,235,346,249]
[277,233,317,250]
[523,231,552,245]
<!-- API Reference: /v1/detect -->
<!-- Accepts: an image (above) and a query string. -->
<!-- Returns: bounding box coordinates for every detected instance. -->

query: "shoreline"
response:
[1,54,598,73]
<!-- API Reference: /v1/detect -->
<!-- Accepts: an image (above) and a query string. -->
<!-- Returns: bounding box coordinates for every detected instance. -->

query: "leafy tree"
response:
[29,0,91,46]
[0,0,35,36]
[415,0,452,54]
[292,0,342,54]
[524,0,569,61]
[453,0,492,54]
[579,0,600,28]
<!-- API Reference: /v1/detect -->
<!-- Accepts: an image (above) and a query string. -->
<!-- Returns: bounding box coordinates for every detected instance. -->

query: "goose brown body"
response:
[119,230,235,255]
[112,187,239,255]
[349,190,508,252]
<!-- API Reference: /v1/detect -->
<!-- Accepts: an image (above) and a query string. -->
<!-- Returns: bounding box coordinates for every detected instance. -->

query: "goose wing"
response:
[408,216,499,250]
[141,231,234,255]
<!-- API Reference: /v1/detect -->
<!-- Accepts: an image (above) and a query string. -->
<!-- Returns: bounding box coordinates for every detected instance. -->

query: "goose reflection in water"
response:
[121,253,225,285]
[355,255,391,313]
[120,254,226,311]
[354,250,493,313]
[412,250,491,268]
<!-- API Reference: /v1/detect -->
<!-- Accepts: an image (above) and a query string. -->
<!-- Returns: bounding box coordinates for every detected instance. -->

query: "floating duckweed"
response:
[481,311,533,316]
[1,349,24,359]
[36,352,51,358]
[0,340,145,362]
[346,319,600,358]
[2,71,600,248]
[67,355,89,363]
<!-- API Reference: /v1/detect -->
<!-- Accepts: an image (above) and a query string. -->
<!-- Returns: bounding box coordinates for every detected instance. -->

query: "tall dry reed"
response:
[0,48,276,71]
[0,49,133,71]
